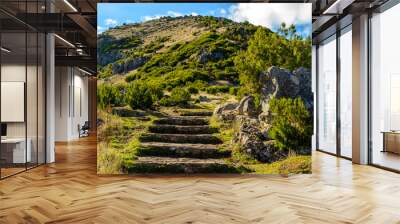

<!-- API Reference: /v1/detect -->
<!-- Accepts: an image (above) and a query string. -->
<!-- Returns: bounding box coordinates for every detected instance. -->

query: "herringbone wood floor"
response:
[1,136,400,224]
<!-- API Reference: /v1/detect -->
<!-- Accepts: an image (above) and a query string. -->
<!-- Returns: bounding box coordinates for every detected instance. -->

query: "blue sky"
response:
[98,3,311,38]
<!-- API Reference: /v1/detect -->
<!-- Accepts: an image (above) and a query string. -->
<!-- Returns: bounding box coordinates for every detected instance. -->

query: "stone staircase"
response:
[129,110,238,173]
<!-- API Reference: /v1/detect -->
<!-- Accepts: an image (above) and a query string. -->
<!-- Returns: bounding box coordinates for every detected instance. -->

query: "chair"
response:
[79,121,90,138]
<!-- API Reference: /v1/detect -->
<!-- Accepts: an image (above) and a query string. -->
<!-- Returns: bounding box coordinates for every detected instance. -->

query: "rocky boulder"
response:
[234,116,281,163]
[198,49,225,63]
[237,96,258,117]
[259,66,300,113]
[213,102,238,122]
[112,107,146,117]
[293,67,313,110]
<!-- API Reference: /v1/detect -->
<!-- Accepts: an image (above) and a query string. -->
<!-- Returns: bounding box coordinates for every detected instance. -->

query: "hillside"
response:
[97,16,261,84]
[97,15,312,175]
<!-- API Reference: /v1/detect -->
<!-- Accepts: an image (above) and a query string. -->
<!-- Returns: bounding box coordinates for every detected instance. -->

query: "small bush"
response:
[187,86,199,94]
[229,86,239,95]
[98,64,113,79]
[268,97,312,153]
[125,80,163,109]
[186,80,208,94]
[206,85,229,94]
[125,72,141,82]
[159,87,191,106]
[162,69,210,90]
[97,83,125,109]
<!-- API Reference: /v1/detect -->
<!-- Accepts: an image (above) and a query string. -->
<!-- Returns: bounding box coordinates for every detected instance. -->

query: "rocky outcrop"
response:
[112,56,149,74]
[98,52,122,68]
[97,35,123,66]
[112,107,146,117]
[257,66,313,128]
[237,96,258,117]
[234,116,282,163]
[259,66,299,113]
[213,102,238,122]
[198,49,225,63]
[293,67,313,110]
[214,66,312,163]
[258,66,313,113]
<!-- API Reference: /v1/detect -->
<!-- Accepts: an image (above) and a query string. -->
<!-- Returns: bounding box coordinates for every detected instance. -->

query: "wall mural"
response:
[97,3,313,175]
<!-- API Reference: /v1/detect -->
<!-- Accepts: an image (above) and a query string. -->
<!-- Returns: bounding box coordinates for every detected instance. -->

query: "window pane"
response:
[340,27,352,158]
[318,35,337,154]
[371,4,400,171]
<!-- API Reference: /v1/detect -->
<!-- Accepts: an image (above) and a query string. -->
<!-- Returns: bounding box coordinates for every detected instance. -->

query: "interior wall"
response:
[55,66,89,141]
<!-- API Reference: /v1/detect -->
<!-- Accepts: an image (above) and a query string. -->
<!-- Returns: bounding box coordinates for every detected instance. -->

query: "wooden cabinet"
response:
[382,132,400,154]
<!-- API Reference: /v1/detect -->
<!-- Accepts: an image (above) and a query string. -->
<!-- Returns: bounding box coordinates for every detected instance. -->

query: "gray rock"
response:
[259,66,300,113]
[214,102,238,116]
[237,96,258,117]
[213,102,238,122]
[234,117,280,163]
[112,56,149,74]
[293,67,313,111]
[198,95,209,102]
[112,107,146,117]
[98,52,122,68]
[198,49,225,63]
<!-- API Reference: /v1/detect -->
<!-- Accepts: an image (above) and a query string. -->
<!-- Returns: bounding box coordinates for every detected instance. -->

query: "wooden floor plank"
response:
[0,136,399,223]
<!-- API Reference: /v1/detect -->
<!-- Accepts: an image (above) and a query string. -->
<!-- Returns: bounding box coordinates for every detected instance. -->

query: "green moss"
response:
[247,155,311,175]
[97,109,158,174]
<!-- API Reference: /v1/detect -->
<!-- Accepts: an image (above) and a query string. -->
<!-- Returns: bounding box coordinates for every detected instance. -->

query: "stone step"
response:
[138,142,230,159]
[127,157,241,173]
[154,117,209,126]
[148,125,218,134]
[179,111,213,117]
[139,133,223,144]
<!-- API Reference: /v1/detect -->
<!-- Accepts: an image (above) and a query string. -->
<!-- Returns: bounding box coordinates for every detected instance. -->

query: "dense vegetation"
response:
[97,15,312,174]
[268,97,312,153]
[97,16,311,110]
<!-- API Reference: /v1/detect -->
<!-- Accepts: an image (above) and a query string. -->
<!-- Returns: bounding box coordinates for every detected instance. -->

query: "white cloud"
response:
[209,10,215,15]
[97,26,105,34]
[191,12,198,16]
[167,11,183,17]
[105,18,118,26]
[143,15,163,22]
[228,3,311,29]
[220,9,227,15]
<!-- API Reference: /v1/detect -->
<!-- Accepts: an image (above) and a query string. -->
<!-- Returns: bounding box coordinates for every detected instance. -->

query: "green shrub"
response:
[186,80,208,94]
[229,86,239,95]
[159,87,191,106]
[125,80,163,109]
[125,71,142,82]
[162,69,210,90]
[268,97,312,153]
[206,85,229,94]
[98,64,113,79]
[187,86,199,94]
[97,83,124,109]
